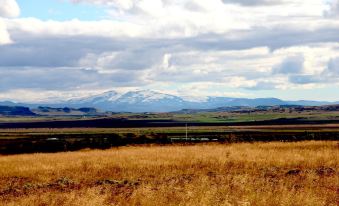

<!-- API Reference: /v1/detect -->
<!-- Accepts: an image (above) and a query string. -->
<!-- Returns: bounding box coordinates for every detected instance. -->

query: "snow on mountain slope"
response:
[69,90,122,104]
[65,90,186,112]
[58,90,337,112]
[116,90,182,104]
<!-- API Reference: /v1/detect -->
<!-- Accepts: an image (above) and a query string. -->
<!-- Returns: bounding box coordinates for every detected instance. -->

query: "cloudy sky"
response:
[0,0,338,102]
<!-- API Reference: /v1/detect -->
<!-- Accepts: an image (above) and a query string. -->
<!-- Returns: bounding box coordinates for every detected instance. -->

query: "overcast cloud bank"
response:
[0,0,338,102]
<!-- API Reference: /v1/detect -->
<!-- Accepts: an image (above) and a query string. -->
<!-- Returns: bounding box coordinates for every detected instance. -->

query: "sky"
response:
[0,0,338,102]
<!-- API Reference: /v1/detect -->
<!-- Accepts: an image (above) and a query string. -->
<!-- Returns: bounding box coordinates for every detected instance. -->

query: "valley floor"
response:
[0,141,338,206]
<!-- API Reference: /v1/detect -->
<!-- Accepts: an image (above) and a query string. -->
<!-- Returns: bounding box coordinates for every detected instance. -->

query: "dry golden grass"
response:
[0,141,338,206]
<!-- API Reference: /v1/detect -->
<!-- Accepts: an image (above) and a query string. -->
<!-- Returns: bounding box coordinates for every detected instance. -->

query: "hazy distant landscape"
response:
[2,90,339,112]
[1,101,338,153]
[2,99,337,206]
[2,100,337,205]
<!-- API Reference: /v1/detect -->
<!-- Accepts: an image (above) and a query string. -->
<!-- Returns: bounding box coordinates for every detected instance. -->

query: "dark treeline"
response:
[1,118,339,128]
[1,131,338,154]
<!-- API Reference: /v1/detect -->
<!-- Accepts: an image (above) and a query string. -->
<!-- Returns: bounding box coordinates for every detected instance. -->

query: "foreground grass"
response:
[0,141,338,206]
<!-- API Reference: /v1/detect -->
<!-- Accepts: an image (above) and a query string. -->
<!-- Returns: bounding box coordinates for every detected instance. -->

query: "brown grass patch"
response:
[0,141,338,205]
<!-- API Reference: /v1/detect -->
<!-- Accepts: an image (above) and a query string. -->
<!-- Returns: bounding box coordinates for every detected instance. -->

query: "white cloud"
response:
[3,0,336,41]
[0,89,110,103]
[0,19,12,44]
[0,0,19,45]
[6,18,145,37]
[68,0,330,38]
[221,0,285,6]
[326,57,339,75]
[324,0,339,18]
[273,55,304,74]
[0,66,149,95]
[0,0,20,18]
[0,0,339,101]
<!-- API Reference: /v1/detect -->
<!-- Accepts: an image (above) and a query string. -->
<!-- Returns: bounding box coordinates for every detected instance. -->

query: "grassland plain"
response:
[1,124,339,137]
[1,108,339,124]
[0,141,338,206]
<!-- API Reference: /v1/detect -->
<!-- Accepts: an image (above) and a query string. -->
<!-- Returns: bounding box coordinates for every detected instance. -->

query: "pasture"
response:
[0,141,337,205]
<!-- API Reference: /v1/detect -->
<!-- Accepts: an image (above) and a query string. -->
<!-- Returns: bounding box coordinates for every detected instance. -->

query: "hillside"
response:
[32,107,107,116]
[0,106,35,116]
[2,90,337,113]
[173,104,339,114]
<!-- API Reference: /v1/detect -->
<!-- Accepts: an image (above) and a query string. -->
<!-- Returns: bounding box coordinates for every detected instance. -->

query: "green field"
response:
[103,110,339,123]
[1,109,338,154]
[1,109,339,124]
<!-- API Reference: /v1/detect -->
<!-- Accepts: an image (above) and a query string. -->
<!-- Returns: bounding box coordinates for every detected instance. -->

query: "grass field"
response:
[1,124,339,135]
[1,109,339,123]
[106,110,339,123]
[1,124,338,154]
[0,141,338,206]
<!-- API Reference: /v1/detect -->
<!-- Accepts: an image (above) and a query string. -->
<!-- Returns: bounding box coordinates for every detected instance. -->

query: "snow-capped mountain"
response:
[68,90,122,105]
[115,90,181,104]
[2,90,337,112]
[61,90,335,112]
[66,90,187,112]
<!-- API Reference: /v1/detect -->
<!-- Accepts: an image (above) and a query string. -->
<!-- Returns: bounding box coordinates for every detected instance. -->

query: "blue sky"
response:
[0,0,338,102]
[17,0,106,20]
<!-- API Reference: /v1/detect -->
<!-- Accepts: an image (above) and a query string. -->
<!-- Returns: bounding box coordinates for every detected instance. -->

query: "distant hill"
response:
[1,90,338,112]
[62,90,338,112]
[173,104,339,114]
[0,106,36,116]
[0,105,108,117]
[32,107,108,116]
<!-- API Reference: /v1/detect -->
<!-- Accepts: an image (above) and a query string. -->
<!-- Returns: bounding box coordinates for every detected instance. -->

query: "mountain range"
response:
[1,90,338,112]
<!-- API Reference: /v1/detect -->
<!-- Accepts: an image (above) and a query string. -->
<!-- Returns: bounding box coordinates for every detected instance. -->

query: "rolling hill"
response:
[1,90,338,112]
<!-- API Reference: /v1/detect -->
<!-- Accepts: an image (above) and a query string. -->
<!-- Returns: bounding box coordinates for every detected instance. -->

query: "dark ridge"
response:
[1,130,338,154]
[1,117,339,129]
[0,106,36,116]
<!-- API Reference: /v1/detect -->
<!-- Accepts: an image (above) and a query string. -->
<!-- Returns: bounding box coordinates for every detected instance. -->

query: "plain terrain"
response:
[0,141,338,206]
